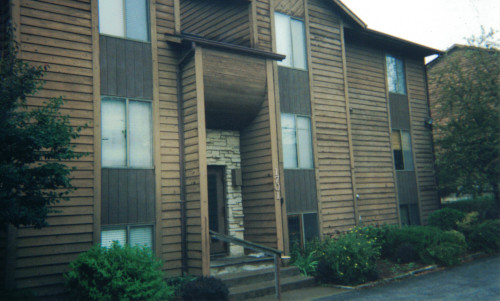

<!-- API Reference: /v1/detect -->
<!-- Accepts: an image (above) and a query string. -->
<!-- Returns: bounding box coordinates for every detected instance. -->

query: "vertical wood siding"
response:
[278,67,311,115]
[181,58,203,275]
[99,36,153,99]
[155,0,183,276]
[101,169,155,225]
[308,0,355,234]
[389,93,411,130]
[345,42,399,225]
[15,0,94,296]
[241,98,278,248]
[180,0,251,47]
[406,59,439,223]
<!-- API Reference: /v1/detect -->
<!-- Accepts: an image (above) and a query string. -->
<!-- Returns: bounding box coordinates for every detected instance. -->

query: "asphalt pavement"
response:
[315,254,500,301]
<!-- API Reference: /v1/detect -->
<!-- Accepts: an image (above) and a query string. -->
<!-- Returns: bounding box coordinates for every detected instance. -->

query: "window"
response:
[101,97,153,168]
[391,130,414,171]
[282,114,313,169]
[275,13,307,69]
[386,55,406,94]
[98,0,149,42]
[101,225,154,248]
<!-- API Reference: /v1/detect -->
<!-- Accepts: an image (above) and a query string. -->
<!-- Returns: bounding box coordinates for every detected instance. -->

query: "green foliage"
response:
[180,276,229,301]
[315,231,380,285]
[444,196,498,220]
[165,275,196,299]
[428,208,466,230]
[462,220,500,253]
[292,249,319,276]
[429,29,500,204]
[0,288,36,301]
[0,29,83,228]
[382,226,441,262]
[65,243,174,301]
[425,230,467,266]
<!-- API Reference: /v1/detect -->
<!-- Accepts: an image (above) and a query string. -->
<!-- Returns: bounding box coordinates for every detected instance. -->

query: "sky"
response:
[340,0,500,60]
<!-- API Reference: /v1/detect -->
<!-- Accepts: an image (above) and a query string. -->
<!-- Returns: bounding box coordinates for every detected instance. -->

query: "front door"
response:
[208,166,227,255]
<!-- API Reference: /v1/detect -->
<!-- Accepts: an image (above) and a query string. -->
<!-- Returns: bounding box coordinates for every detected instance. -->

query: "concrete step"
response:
[228,273,315,301]
[211,255,274,276]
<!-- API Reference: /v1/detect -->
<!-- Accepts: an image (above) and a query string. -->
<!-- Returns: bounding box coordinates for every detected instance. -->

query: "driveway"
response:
[315,255,500,301]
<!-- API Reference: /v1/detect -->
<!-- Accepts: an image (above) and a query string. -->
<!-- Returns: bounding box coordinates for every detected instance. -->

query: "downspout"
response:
[176,42,195,275]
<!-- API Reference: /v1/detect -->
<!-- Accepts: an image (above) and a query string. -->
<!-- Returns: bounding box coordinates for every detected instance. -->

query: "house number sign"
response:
[274,168,281,201]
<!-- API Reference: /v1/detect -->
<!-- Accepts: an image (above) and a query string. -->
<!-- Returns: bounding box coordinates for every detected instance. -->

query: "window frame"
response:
[98,0,151,42]
[101,96,153,169]
[391,129,414,171]
[386,54,407,95]
[281,113,314,170]
[275,12,307,70]
[101,224,155,249]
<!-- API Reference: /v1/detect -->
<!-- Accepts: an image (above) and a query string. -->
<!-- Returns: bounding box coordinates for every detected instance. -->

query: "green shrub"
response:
[292,250,319,276]
[165,275,196,299]
[425,230,467,266]
[181,276,229,301]
[315,232,380,285]
[465,220,500,253]
[394,242,418,263]
[428,208,466,230]
[443,196,498,220]
[65,243,174,301]
[382,226,441,262]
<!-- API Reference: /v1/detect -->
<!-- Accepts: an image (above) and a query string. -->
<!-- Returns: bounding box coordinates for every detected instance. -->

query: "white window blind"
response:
[129,100,152,167]
[275,13,307,69]
[282,114,314,169]
[99,0,149,41]
[130,226,153,248]
[282,114,298,168]
[101,228,126,248]
[99,0,125,37]
[101,98,127,167]
[386,55,406,94]
[297,116,313,168]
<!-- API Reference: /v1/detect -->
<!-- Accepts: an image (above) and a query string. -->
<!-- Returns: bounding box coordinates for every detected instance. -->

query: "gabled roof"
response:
[331,0,366,29]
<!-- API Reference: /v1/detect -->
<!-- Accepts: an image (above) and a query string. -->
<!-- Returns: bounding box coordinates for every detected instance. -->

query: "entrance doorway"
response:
[208,166,227,255]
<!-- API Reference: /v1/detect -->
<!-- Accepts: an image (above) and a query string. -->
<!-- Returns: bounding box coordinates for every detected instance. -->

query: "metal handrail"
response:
[210,230,283,300]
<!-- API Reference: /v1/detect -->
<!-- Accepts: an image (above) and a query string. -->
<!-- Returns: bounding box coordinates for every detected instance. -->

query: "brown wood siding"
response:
[181,57,203,275]
[406,59,439,223]
[14,0,94,295]
[308,0,355,234]
[275,0,304,18]
[389,93,411,130]
[99,35,153,100]
[180,0,250,47]
[256,0,272,51]
[241,98,278,248]
[278,67,311,115]
[284,169,318,214]
[101,169,155,225]
[345,42,399,225]
[155,0,183,276]
[396,171,419,205]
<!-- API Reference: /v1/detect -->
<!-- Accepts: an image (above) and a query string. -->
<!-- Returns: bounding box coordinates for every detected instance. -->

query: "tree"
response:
[428,30,500,207]
[0,29,83,229]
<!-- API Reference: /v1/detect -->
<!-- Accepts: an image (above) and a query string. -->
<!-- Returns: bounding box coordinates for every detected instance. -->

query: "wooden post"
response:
[274,254,281,300]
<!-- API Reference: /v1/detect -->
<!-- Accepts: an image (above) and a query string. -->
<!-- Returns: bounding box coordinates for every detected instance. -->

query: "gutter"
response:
[176,42,195,275]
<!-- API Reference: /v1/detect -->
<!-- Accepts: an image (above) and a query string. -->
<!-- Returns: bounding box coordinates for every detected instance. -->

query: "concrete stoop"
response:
[217,265,315,300]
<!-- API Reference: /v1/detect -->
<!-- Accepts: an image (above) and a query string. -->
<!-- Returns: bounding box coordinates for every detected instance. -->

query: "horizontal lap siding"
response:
[181,0,250,47]
[308,0,355,234]
[15,0,94,296]
[346,42,399,225]
[241,99,277,248]
[256,0,272,51]
[156,0,183,276]
[406,59,439,223]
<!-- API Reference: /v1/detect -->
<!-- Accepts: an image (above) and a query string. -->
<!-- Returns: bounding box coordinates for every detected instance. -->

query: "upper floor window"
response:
[98,0,149,42]
[275,13,307,70]
[386,55,406,94]
[282,114,313,169]
[391,129,414,171]
[101,97,153,168]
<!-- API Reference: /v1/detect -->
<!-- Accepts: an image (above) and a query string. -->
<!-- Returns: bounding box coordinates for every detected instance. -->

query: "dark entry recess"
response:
[208,166,227,255]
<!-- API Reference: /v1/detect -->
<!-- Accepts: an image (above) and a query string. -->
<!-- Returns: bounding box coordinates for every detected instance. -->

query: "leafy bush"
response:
[394,242,418,263]
[292,250,319,276]
[315,231,380,285]
[165,275,196,299]
[428,208,466,230]
[382,226,441,262]
[464,220,500,253]
[443,196,498,220]
[425,230,467,266]
[65,243,174,301]
[181,276,229,301]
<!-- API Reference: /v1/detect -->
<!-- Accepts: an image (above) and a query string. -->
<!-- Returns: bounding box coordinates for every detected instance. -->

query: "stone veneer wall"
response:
[206,129,244,256]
